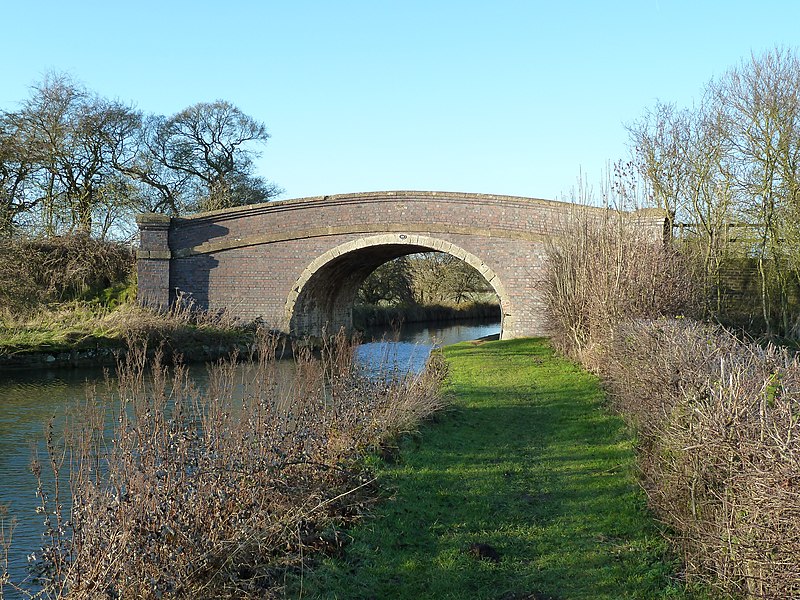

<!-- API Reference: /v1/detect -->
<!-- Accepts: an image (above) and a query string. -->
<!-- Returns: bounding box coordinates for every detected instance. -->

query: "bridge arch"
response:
[284,233,512,338]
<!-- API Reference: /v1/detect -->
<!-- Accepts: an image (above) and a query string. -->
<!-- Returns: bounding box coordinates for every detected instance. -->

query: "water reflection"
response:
[357,320,501,375]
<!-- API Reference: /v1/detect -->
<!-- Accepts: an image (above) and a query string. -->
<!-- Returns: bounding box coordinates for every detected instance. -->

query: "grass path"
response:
[293,338,705,599]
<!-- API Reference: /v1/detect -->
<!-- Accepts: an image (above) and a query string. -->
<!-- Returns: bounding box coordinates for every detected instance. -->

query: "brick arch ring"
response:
[282,233,512,336]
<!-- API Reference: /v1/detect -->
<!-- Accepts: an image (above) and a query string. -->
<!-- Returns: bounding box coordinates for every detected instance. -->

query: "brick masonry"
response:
[136,191,668,340]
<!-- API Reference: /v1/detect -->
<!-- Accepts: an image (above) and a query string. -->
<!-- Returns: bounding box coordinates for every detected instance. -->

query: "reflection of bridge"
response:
[136,191,667,339]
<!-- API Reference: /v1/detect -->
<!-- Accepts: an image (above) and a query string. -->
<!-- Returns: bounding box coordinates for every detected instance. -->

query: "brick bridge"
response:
[136,191,667,339]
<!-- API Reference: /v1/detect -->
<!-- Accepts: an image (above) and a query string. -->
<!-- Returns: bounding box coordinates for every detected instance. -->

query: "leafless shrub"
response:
[544,207,699,370]
[605,319,800,598]
[14,326,446,599]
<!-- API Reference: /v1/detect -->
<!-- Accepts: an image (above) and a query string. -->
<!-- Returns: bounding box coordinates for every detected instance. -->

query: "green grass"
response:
[291,338,712,600]
[0,302,124,354]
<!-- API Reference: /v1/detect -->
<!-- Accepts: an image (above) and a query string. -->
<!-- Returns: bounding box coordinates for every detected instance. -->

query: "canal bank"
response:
[0,309,500,371]
[0,337,262,370]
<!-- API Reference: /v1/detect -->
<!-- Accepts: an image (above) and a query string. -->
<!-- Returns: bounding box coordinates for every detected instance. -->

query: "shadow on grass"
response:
[290,338,707,600]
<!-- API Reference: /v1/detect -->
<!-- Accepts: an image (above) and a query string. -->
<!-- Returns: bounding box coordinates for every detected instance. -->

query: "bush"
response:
[544,207,699,369]
[604,319,800,599]
[0,235,134,313]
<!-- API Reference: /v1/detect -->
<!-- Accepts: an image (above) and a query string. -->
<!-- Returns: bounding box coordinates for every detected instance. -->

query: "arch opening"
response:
[353,252,501,326]
[284,234,512,339]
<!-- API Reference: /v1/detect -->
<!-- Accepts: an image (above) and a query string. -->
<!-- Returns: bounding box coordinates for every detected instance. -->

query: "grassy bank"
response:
[0,234,259,364]
[0,301,257,364]
[294,338,710,599]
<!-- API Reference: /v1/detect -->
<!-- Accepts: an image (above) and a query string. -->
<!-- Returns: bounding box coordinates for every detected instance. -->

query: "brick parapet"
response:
[167,191,604,252]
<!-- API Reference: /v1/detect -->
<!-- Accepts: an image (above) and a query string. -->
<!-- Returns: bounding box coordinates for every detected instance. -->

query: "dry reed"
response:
[3,326,446,599]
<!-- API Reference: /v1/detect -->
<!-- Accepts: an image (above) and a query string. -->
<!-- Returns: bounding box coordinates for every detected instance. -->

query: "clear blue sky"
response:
[2,1,798,202]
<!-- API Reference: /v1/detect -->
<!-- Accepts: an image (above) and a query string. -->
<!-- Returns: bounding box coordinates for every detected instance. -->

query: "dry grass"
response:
[2,327,447,599]
[0,294,253,357]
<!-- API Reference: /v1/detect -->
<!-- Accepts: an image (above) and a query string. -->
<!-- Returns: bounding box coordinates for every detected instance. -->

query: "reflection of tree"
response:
[357,253,494,306]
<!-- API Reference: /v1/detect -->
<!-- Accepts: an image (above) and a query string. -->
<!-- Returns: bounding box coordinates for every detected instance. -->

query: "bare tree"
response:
[357,256,415,305]
[628,47,800,336]
[0,113,38,236]
[712,47,800,335]
[407,253,491,305]
[629,99,736,317]
[7,74,140,236]
[147,100,281,213]
[0,75,283,237]
[111,114,193,215]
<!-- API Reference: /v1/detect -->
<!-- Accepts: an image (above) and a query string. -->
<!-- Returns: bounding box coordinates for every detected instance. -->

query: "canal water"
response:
[0,319,499,594]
